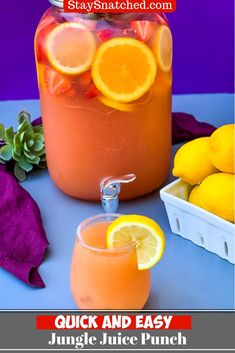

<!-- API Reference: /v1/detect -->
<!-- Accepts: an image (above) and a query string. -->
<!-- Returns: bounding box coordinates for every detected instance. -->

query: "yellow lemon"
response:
[188,185,201,207]
[198,173,234,223]
[106,215,165,270]
[172,137,218,185]
[152,25,173,72]
[46,23,96,75]
[208,124,235,173]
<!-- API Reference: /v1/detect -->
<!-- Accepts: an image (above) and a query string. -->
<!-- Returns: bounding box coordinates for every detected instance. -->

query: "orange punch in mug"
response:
[70,177,166,310]
[35,3,172,200]
[70,213,151,309]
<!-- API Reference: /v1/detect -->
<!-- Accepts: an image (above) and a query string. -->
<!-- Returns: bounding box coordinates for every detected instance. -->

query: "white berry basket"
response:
[160,179,235,264]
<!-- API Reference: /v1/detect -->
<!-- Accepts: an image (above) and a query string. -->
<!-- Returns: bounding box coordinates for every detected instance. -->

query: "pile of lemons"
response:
[172,124,234,223]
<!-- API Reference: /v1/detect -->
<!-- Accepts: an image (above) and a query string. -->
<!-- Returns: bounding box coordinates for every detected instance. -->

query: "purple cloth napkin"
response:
[32,117,42,127]
[172,112,216,144]
[0,165,49,288]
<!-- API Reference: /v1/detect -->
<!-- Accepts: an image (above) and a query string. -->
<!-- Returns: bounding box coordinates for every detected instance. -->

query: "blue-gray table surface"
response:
[0,94,234,310]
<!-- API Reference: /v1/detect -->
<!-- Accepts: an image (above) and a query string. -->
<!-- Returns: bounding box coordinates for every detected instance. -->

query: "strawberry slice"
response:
[79,71,92,87]
[84,83,99,99]
[36,38,48,63]
[79,71,99,98]
[131,21,155,42]
[36,16,57,63]
[44,67,72,96]
[37,14,56,33]
[155,14,169,26]
[97,29,114,42]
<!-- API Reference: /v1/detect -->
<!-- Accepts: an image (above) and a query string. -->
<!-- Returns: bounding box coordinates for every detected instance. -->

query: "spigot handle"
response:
[100,174,136,213]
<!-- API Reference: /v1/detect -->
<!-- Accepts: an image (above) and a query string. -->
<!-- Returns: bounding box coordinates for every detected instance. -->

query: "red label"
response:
[36,315,191,330]
[64,0,176,13]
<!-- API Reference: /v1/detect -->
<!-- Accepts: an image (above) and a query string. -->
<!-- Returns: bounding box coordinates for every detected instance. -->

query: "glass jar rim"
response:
[76,213,136,253]
[49,0,63,7]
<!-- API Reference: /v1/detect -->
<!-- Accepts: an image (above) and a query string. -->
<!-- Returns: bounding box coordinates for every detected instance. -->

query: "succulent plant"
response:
[0,111,46,181]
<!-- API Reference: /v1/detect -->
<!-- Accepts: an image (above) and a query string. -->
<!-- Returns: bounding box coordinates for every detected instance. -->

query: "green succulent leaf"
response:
[18,120,27,131]
[23,150,41,164]
[0,124,6,140]
[0,144,13,161]
[14,163,27,182]
[13,133,21,145]
[19,131,27,143]
[34,132,44,143]
[18,111,31,125]
[18,121,32,135]
[23,141,31,153]
[32,149,45,157]
[18,157,33,172]
[5,127,14,144]
[25,155,40,165]
[27,139,34,148]
[33,126,43,134]
[32,140,44,152]
[12,149,21,161]
[25,131,34,141]
[13,143,22,156]
[23,150,34,160]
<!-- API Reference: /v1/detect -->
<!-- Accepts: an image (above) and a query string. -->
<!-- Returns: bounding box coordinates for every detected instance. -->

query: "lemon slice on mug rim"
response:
[106,215,165,270]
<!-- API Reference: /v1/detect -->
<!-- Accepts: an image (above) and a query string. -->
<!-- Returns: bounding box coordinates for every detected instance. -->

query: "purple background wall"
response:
[1,0,234,100]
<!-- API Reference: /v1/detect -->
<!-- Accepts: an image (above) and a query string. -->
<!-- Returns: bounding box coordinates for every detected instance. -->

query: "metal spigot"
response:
[100,174,136,213]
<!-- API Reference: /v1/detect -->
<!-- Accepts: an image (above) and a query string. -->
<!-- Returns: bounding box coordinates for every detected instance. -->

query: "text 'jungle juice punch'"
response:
[35,2,172,200]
